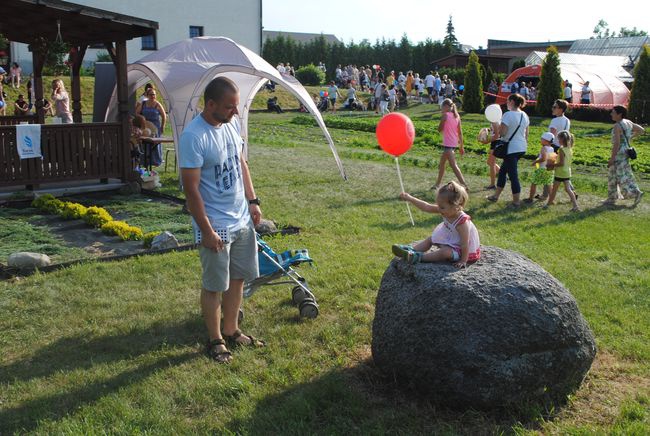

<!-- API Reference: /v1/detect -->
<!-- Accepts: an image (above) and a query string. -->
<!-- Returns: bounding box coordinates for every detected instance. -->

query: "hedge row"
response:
[32,194,144,241]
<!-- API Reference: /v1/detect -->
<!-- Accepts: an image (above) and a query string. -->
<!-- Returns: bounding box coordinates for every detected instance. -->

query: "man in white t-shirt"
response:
[580,81,592,104]
[424,71,435,103]
[179,77,265,363]
[374,80,384,113]
[548,99,571,151]
[276,63,286,74]
[563,80,573,103]
[398,72,406,86]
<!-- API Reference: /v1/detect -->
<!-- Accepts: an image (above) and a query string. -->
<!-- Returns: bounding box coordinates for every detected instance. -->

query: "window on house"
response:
[141,32,157,50]
[189,26,204,38]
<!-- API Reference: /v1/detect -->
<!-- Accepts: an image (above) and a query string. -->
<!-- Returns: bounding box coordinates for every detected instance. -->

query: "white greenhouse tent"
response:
[106,36,346,179]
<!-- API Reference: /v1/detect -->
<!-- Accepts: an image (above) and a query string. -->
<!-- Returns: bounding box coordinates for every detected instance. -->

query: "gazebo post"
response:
[114,39,133,182]
[31,47,46,125]
[70,44,88,123]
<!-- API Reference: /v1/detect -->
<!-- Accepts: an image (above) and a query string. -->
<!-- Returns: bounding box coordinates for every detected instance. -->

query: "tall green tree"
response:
[629,45,650,123]
[443,15,459,54]
[536,46,563,116]
[462,51,484,113]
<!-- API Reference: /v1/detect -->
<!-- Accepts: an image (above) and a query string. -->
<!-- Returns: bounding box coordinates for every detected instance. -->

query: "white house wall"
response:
[10,0,262,73]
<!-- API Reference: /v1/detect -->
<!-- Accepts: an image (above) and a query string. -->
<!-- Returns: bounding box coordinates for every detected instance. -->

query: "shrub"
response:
[143,231,162,248]
[537,46,563,117]
[295,64,325,86]
[101,220,143,241]
[60,202,88,220]
[462,52,484,113]
[567,106,614,123]
[32,194,65,215]
[629,44,650,124]
[83,206,113,228]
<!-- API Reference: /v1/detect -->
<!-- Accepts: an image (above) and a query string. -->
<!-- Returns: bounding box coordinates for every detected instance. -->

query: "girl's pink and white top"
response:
[430,212,481,261]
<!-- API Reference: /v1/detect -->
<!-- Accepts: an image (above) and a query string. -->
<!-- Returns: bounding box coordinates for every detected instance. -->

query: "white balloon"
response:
[485,104,503,123]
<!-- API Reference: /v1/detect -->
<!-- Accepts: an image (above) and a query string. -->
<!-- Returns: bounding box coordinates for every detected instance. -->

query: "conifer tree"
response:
[536,46,563,116]
[463,52,484,113]
[629,45,650,123]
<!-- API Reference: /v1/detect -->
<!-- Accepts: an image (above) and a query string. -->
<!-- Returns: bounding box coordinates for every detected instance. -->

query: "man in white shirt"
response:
[424,71,435,103]
[276,63,286,74]
[580,81,593,104]
[398,72,406,86]
[563,80,573,103]
[548,99,571,152]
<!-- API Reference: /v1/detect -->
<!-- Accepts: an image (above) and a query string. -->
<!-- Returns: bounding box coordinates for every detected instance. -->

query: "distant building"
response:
[487,39,574,59]
[8,0,263,73]
[569,36,650,66]
[263,31,341,45]
[432,53,513,74]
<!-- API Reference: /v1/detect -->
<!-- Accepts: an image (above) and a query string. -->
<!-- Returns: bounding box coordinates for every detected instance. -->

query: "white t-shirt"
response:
[398,74,406,84]
[424,74,435,88]
[276,65,286,74]
[564,86,572,99]
[500,110,529,154]
[347,87,356,100]
[548,115,571,147]
[388,89,396,100]
[581,86,591,100]
[538,145,555,169]
[374,85,384,98]
[178,115,250,232]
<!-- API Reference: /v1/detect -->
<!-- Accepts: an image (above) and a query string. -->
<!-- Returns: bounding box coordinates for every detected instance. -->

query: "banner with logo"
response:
[16,124,42,159]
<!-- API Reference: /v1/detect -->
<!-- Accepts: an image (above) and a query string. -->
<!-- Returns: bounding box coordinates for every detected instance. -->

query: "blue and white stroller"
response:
[243,236,319,319]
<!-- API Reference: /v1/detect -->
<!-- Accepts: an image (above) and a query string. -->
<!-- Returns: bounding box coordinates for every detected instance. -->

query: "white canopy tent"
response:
[106,36,346,179]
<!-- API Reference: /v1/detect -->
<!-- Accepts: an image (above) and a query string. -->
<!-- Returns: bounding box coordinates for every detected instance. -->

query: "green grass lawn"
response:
[1,106,649,433]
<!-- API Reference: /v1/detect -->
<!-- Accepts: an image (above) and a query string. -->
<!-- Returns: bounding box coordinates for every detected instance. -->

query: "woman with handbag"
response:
[605,105,645,206]
[486,94,529,207]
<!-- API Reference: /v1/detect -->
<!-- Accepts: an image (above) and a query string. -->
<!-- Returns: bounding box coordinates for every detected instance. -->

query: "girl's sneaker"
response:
[391,244,422,264]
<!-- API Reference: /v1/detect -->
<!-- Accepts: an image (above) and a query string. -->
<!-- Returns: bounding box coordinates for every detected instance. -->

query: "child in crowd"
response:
[392,181,480,268]
[524,132,555,203]
[545,131,579,211]
[433,99,468,190]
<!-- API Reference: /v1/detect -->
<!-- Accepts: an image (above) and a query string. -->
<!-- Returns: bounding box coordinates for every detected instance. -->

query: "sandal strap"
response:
[208,338,226,346]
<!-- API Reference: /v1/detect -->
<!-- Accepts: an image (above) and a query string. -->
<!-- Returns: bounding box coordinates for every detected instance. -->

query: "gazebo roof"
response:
[1,0,158,44]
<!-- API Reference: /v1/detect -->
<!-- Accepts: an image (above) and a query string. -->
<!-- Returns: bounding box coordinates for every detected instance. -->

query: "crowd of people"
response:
[0,67,70,121]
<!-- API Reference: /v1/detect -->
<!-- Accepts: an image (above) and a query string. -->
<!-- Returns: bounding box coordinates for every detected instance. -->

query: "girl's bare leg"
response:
[435,152,448,186]
[420,245,454,262]
[447,150,468,187]
[564,181,579,209]
[546,182,560,206]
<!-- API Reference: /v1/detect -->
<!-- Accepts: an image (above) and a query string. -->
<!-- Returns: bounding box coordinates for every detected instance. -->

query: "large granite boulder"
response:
[371,246,596,409]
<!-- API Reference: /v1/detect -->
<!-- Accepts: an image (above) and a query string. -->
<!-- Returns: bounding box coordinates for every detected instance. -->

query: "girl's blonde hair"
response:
[52,79,66,92]
[441,98,459,118]
[557,130,574,147]
[437,181,468,208]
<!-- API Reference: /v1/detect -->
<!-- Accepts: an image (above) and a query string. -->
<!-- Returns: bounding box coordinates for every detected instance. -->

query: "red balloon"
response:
[376,113,415,157]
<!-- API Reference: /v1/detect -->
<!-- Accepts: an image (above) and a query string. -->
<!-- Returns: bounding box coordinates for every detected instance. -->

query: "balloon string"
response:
[395,157,415,226]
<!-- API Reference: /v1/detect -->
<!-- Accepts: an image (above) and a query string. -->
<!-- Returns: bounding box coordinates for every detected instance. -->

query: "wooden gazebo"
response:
[0,0,158,190]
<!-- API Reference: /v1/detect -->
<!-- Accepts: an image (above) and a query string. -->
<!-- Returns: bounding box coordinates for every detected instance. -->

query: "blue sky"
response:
[263,0,648,49]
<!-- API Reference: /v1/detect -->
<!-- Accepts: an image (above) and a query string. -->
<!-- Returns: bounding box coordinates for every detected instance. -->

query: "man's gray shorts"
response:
[198,224,259,292]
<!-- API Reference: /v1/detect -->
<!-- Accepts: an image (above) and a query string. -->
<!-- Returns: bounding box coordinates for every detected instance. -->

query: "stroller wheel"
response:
[292,285,308,305]
[238,308,244,324]
[299,299,319,319]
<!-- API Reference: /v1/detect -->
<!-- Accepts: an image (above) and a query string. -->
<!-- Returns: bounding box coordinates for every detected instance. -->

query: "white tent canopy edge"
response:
[105,36,346,180]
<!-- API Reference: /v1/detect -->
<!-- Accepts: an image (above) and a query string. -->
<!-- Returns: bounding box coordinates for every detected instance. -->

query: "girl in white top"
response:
[51,79,73,123]
[392,181,480,268]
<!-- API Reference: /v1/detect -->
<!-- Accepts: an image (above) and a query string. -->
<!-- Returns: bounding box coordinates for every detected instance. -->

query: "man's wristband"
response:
[248,198,261,206]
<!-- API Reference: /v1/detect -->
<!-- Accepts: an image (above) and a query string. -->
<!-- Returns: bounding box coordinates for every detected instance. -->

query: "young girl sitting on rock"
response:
[392,181,481,268]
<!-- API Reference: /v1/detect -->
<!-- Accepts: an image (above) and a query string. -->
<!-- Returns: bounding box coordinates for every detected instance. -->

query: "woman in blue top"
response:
[139,88,166,136]
[487,93,529,207]
[138,88,167,166]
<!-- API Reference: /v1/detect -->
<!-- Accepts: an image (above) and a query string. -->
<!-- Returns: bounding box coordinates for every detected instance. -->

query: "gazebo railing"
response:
[0,122,128,188]
[0,115,38,126]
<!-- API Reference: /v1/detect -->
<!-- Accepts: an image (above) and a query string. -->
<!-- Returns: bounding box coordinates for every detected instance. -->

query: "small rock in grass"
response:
[8,252,52,269]
[255,219,277,235]
[151,231,179,250]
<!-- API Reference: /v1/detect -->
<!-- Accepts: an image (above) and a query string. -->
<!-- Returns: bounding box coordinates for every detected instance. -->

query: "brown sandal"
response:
[207,338,232,363]
[224,329,266,348]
